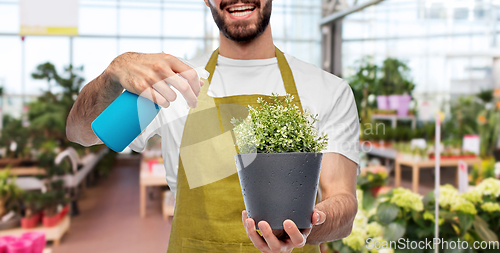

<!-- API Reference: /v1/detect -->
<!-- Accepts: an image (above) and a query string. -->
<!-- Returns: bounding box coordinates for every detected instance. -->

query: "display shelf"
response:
[0,216,70,246]
[371,114,417,129]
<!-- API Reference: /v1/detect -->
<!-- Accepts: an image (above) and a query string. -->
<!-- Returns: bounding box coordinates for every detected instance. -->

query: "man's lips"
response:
[225,4,256,19]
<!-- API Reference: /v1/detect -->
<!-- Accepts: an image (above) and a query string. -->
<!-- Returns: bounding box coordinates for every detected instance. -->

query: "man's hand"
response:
[242,210,326,253]
[67,51,204,146]
[106,52,203,108]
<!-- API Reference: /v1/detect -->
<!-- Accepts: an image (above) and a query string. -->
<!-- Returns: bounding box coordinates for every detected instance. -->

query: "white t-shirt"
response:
[130,52,360,195]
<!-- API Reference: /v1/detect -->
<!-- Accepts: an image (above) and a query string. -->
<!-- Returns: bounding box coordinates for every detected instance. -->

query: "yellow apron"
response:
[168,47,320,253]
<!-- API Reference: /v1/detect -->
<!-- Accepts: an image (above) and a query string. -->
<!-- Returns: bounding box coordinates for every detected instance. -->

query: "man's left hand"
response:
[242,210,326,253]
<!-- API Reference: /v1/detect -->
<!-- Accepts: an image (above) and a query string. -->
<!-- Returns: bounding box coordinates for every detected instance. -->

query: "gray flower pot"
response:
[235,152,322,230]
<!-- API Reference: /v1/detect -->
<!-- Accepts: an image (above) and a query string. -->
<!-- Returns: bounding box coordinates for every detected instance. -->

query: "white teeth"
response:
[228,5,254,12]
[230,10,252,16]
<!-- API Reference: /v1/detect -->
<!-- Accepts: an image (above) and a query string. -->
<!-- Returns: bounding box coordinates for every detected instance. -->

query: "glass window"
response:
[25,37,70,95]
[120,8,161,36]
[73,38,117,86]
[163,9,205,38]
[0,4,19,33]
[79,6,117,35]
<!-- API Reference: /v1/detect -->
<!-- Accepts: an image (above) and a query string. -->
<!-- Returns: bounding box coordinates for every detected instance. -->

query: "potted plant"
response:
[20,191,42,229]
[379,58,414,116]
[41,191,60,227]
[232,94,327,237]
[0,170,22,230]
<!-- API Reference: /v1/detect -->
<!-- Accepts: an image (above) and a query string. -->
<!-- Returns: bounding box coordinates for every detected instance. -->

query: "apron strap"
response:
[274,47,303,113]
[203,46,303,113]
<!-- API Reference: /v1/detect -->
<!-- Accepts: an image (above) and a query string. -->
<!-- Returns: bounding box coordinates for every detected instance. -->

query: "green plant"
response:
[477,109,500,158]
[347,57,379,119]
[379,58,414,95]
[232,94,328,154]
[463,178,500,238]
[477,89,494,104]
[0,170,22,217]
[29,62,85,151]
[0,115,30,158]
[21,191,41,218]
[357,167,388,193]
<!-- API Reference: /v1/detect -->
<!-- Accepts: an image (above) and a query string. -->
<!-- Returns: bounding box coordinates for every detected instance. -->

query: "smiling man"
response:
[66,0,359,252]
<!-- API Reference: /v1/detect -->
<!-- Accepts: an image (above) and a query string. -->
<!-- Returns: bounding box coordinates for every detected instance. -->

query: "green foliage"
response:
[379,58,415,95]
[21,191,42,218]
[357,167,388,193]
[347,57,379,119]
[326,181,500,253]
[478,109,500,158]
[29,63,85,150]
[0,170,21,199]
[443,96,482,141]
[0,115,30,158]
[232,94,328,154]
[0,170,22,216]
[477,89,494,104]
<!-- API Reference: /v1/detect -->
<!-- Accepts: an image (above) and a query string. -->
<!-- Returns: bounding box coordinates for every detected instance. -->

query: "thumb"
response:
[313,209,326,225]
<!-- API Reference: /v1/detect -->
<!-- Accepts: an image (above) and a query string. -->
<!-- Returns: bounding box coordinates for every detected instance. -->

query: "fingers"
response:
[140,87,170,108]
[242,211,270,251]
[312,209,326,226]
[283,220,307,248]
[152,80,177,102]
[242,211,313,253]
[258,221,284,252]
[163,55,202,107]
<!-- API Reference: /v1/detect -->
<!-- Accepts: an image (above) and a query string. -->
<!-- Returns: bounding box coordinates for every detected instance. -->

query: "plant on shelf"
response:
[232,94,327,239]
[0,115,30,160]
[379,58,414,117]
[357,166,389,198]
[477,108,500,159]
[379,58,414,96]
[347,56,379,120]
[0,170,21,218]
[20,191,42,229]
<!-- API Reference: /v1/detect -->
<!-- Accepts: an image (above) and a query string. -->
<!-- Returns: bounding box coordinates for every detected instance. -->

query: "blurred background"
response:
[0,0,499,252]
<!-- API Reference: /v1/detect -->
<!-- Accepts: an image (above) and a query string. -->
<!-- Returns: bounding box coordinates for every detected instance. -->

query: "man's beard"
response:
[208,0,272,43]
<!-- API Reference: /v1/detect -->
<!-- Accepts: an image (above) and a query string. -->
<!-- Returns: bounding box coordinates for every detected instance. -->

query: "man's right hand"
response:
[66,51,204,146]
[106,52,203,108]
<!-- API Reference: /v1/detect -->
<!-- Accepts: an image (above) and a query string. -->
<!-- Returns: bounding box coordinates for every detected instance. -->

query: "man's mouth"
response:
[226,5,256,17]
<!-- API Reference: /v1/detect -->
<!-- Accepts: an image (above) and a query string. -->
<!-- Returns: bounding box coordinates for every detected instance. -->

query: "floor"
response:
[52,155,172,253]
[48,155,457,252]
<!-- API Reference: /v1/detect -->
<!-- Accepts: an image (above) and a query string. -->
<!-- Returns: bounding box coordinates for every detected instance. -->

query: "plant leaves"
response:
[377,202,400,225]
[384,220,406,241]
[362,191,377,211]
[457,213,473,236]
[473,215,498,242]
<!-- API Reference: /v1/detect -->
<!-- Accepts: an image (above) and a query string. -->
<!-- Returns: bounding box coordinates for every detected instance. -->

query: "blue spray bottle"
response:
[91,61,209,152]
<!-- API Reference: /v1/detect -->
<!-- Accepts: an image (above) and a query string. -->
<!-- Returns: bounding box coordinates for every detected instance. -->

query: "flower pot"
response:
[235,152,322,230]
[21,232,45,253]
[59,205,69,219]
[396,95,411,117]
[6,239,32,253]
[20,214,40,229]
[42,215,60,227]
[376,95,389,110]
[388,95,400,110]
